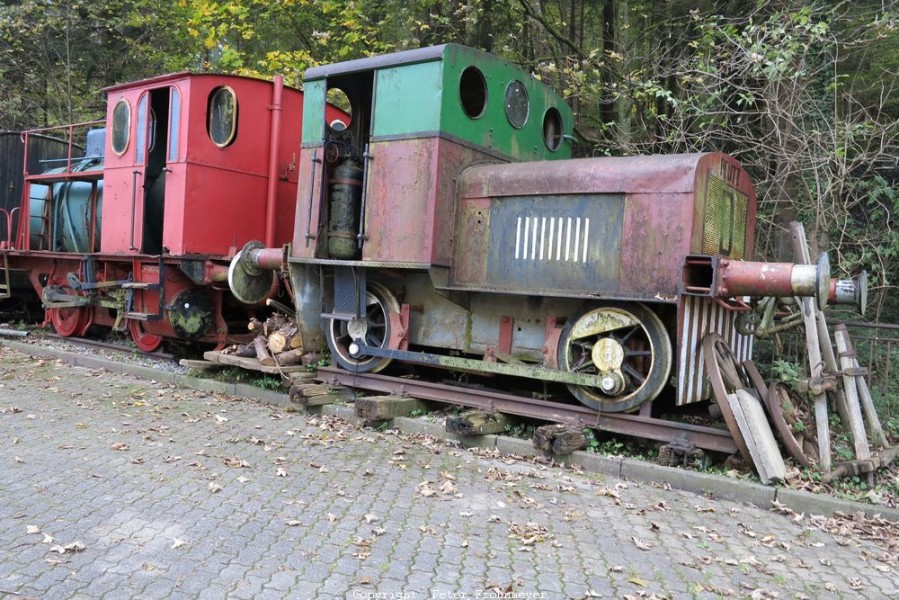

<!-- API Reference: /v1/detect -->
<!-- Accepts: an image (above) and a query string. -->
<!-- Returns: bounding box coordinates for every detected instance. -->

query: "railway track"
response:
[6,328,738,455]
[315,366,739,455]
[41,333,178,362]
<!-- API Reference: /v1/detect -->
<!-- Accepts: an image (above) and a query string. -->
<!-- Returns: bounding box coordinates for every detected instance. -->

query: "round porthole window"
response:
[111,98,131,156]
[543,107,563,151]
[208,86,238,147]
[459,66,487,119]
[504,80,529,129]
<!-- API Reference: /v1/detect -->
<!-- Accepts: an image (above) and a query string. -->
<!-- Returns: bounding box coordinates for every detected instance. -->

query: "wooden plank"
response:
[355,396,429,421]
[790,222,831,473]
[834,328,872,460]
[294,391,354,408]
[446,411,507,436]
[291,383,347,398]
[816,312,850,426]
[202,351,307,374]
[729,390,786,485]
[286,371,318,384]
[835,324,887,449]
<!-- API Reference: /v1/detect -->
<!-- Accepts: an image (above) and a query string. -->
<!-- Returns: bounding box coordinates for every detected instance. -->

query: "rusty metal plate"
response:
[482,194,623,294]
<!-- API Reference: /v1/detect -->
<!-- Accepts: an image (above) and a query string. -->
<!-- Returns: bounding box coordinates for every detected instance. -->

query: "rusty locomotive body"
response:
[228,44,844,413]
[1,74,344,351]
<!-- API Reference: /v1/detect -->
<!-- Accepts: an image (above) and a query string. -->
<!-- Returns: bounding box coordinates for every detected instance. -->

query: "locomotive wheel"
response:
[49,287,90,338]
[129,319,163,353]
[701,333,752,462]
[326,282,399,374]
[766,382,817,468]
[557,303,672,413]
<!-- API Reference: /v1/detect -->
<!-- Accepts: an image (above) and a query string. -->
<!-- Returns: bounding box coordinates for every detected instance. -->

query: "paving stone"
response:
[0,343,894,600]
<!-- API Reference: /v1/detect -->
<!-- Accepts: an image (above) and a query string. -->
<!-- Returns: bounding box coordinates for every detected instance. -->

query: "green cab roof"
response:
[303,44,573,161]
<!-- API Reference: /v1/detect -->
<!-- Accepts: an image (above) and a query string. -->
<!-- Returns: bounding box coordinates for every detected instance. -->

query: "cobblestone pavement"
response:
[0,346,896,600]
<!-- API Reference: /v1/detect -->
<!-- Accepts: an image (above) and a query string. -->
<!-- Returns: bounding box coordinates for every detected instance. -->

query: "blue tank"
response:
[29,158,103,252]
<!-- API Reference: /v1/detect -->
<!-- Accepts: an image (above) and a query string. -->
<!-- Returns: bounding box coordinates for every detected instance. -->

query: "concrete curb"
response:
[2,338,898,522]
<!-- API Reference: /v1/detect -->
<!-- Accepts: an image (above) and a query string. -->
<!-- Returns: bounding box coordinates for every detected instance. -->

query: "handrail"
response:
[21,120,105,177]
[130,170,141,251]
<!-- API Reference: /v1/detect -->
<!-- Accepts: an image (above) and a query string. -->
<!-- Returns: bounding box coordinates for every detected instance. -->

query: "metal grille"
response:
[332,266,366,319]
[678,295,753,405]
[703,175,747,259]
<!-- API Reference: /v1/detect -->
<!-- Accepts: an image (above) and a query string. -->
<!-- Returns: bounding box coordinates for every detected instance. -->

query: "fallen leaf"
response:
[364,514,379,524]
[632,537,653,551]
[285,520,301,527]
[627,576,648,587]
[171,538,185,549]
[26,525,40,534]
[49,541,85,554]
[208,482,223,494]
[15,455,24,463]
[215,414,229,423]
[42,533,54,544]
[110,442,129,451]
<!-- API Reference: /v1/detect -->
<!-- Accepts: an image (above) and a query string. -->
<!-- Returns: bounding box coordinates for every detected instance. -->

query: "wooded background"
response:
[1,0,897,319]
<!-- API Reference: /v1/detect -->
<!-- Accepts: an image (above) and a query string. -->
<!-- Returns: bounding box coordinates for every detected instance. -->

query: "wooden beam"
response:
[835,324,888,448]
[790,222,831,473]
[355,396,430,421]
[834,327,872,461]
[446,411,507,436]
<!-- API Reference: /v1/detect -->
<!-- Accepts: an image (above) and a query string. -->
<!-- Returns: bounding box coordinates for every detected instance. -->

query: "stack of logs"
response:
[221,313,305,367]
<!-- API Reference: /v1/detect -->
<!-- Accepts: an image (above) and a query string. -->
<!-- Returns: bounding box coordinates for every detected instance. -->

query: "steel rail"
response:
[45,333,176,361]
[316,366,738,454]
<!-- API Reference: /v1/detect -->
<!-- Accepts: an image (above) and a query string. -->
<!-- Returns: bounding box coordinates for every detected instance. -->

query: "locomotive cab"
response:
[291,44,574,266]
[102,73,305,257]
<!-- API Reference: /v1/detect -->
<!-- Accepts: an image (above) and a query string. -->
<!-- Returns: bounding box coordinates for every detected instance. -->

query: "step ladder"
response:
[0,254,10,300]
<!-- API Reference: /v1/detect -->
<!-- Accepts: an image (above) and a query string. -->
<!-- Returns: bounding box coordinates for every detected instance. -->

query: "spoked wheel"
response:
[702,333,753,461]
[326,282,399,374]
[129,319,163,353]
[767,382,818,468]
[49,286,90,338]
[557,303,672,413]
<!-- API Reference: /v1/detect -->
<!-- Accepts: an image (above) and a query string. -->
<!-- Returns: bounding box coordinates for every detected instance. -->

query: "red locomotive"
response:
[1,73,344,351]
